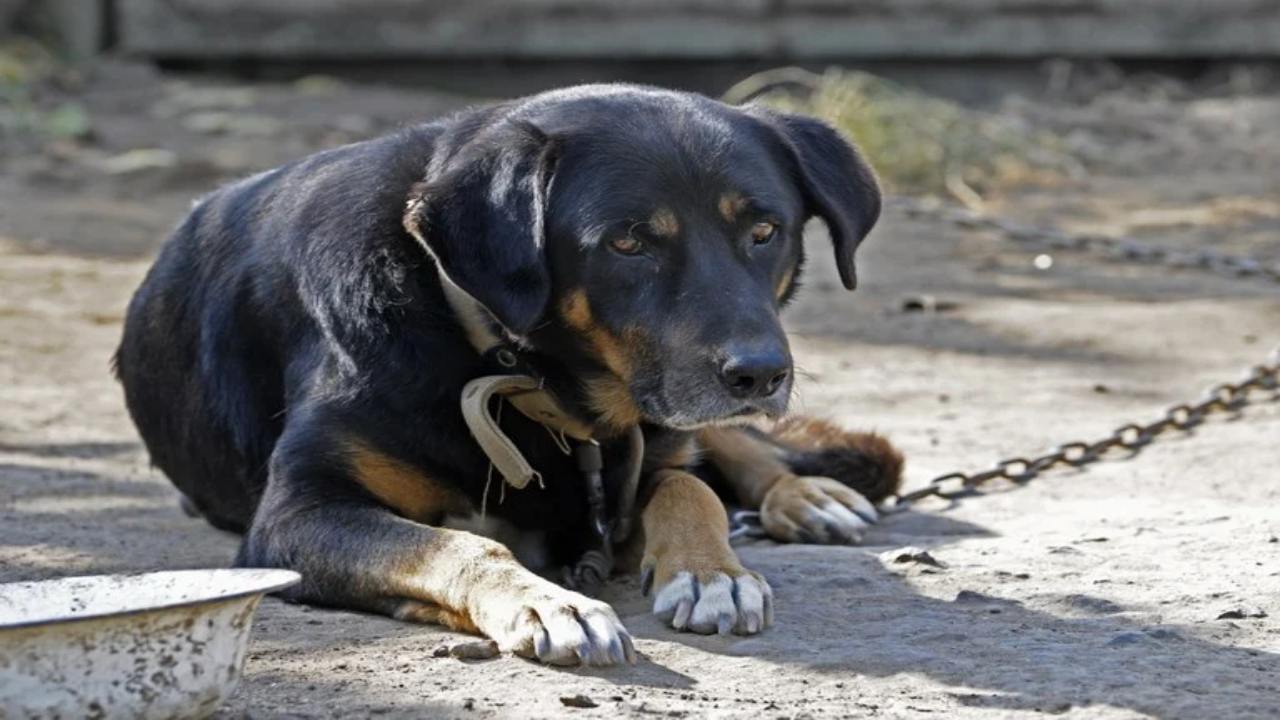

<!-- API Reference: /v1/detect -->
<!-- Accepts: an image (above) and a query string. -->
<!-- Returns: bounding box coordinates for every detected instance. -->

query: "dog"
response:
[115,84,903,667]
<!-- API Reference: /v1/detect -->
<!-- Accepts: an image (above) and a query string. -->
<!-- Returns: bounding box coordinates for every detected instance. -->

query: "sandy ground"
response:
[1,61,1278,719]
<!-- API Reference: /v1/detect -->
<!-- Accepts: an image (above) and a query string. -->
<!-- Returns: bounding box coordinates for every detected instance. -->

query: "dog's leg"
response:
[239,476,634,666]
[639,469,773,635]
[698,418,903,545]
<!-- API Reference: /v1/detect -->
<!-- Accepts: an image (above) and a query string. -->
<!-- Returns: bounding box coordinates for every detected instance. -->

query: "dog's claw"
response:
[652,571,772,636]
[494,587,632,667]
[761,475,878,546]
[621,631,637,663]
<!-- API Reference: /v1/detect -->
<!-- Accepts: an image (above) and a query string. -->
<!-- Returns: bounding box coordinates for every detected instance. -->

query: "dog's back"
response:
[116,171,284,531]
[115,127,441,531]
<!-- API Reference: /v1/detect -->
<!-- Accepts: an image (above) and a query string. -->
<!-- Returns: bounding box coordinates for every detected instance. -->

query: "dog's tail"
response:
[762,416,905,503]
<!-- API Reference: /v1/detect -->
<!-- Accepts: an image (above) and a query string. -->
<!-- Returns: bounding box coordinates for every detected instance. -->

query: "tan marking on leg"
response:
[771,416,905,492]
[648,207,680,238]
[345,441,471,522]
[393,599,480,634]
[641,470,743,588]
[723,415,900,545]
[697,426,792,507]
[718,192,748,223]
[386,527,633,663]
[759,474,877,545]
[640,470,772,634]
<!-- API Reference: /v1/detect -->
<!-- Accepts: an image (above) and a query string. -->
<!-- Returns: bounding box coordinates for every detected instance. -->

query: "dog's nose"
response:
[719,347,790,399]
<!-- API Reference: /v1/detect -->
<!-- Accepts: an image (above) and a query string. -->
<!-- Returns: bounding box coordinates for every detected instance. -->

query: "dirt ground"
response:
[1,60,1278,719]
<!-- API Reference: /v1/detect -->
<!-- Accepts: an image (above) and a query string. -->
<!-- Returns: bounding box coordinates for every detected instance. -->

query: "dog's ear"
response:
[754,110,881,290]
[404,121,557,336]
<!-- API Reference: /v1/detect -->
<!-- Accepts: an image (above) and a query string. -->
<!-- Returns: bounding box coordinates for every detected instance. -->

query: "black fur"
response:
[115,84,881,613]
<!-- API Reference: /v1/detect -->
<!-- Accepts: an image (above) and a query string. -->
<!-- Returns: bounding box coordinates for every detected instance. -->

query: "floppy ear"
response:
[404,122,557,336]
[756,111,881,290]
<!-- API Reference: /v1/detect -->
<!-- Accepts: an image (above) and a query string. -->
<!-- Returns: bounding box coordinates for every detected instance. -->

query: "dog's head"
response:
[406,85,880,432]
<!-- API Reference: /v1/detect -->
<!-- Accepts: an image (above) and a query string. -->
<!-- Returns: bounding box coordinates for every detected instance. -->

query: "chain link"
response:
[887,196,1280,284]
[884,346,1280,512]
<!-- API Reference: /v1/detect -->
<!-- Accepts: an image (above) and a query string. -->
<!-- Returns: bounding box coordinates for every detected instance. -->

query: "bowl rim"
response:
[0,568,302,631]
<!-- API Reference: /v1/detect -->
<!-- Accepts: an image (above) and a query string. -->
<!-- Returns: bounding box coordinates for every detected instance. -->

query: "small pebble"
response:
[882,546,946,569]
[560,695,598,709]
[1216,608,1268,620]
[900,294,959,313]
[450,640,500,660]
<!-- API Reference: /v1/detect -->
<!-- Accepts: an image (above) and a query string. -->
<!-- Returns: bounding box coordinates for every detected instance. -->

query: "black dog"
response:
[116,85,902,666]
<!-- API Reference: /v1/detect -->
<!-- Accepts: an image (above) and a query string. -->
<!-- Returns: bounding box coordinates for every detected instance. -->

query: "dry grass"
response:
[725,67,1077,199]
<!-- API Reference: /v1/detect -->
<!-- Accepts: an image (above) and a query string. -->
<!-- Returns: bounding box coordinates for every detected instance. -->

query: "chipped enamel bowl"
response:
[0,569,300,720]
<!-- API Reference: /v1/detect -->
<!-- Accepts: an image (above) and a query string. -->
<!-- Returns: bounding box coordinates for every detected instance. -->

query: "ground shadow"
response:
[3,453,1276,719]
[689,518,1280,719]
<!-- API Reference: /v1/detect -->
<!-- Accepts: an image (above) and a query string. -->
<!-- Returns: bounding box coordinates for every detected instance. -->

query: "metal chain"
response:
[875,196,1279,510]
[887,196,1280,284]
[884,345,1279,512]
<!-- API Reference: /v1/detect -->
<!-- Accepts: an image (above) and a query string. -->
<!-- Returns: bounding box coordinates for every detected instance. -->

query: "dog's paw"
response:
[476,576,635,666]
[655,571,773,636]
[760,474,879,545]
[641,564,773,636]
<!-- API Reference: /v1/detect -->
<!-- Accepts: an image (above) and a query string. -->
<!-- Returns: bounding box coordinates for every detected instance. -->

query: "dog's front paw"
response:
[761,474,879,544]
[641,561,773,636]
[475,574,635,666]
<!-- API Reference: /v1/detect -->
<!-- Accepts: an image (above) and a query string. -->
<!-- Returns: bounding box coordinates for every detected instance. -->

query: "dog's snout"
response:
[718,346,790,399]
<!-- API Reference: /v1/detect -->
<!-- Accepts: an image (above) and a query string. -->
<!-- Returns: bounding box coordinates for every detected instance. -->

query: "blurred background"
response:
[3,0,1280,256]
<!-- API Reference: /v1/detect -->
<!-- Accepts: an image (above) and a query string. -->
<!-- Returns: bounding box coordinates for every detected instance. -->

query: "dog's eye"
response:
[609,235,643,256]
[750,222,778,245]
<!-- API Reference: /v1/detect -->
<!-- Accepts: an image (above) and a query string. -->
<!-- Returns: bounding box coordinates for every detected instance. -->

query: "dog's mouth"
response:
[632,383,789,432]
[658,406,769,431]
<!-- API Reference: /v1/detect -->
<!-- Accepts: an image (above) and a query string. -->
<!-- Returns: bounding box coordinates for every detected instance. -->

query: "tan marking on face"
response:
[648,207,679,238]
[559,289,636,381]
[718,192,748,223]
[775,262,797,301]
[641,470,746,590]
[345,440,471,522]
[583,374,644,431]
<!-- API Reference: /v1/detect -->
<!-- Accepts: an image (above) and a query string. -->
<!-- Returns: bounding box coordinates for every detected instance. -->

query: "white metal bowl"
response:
[0,568,300,720]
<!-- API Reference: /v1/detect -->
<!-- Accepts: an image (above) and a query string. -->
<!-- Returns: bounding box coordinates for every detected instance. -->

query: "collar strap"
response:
[461,374,538,490]
[478,346,597,440]
[461,373,595,490]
